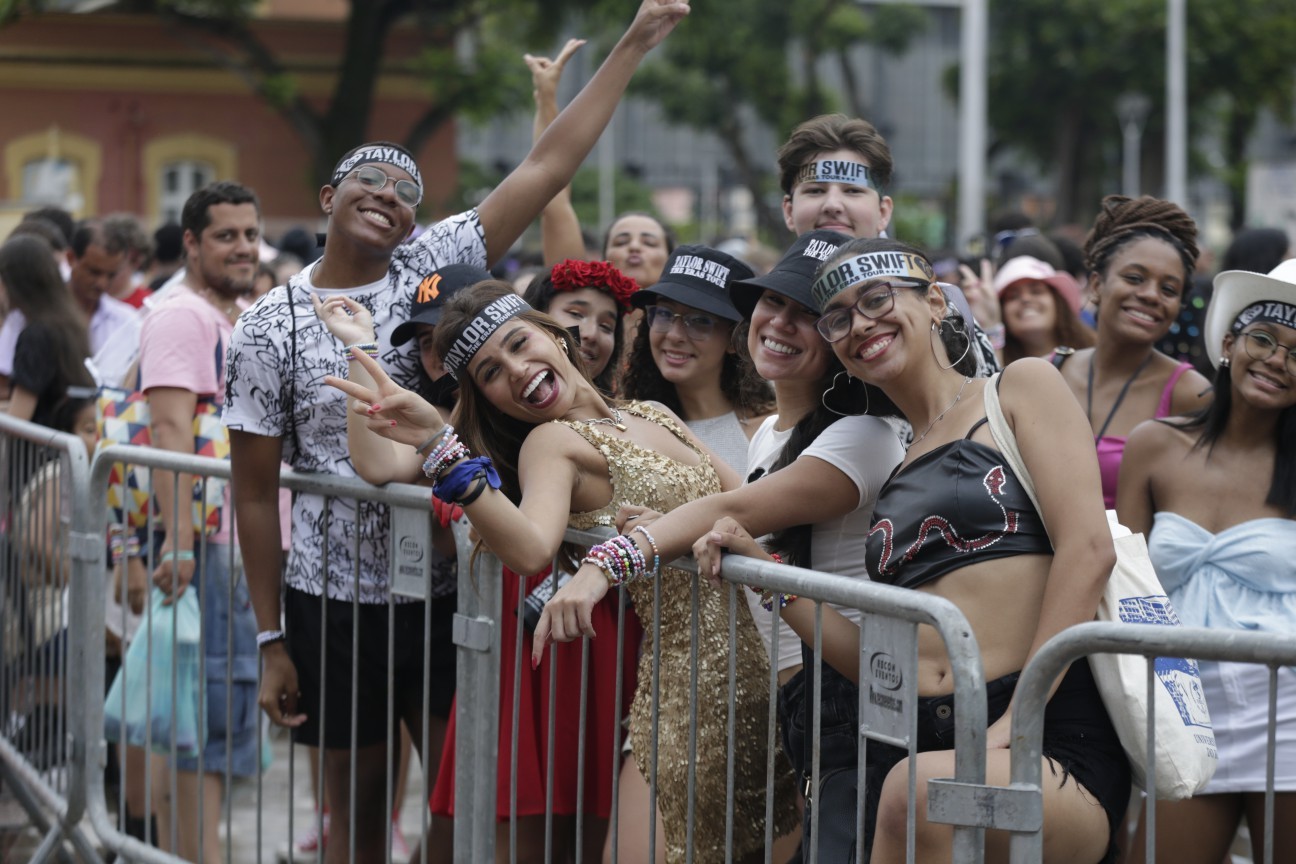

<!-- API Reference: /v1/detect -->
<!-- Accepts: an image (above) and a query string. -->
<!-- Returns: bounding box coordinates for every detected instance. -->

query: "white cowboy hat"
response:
[1204,258,1296,368]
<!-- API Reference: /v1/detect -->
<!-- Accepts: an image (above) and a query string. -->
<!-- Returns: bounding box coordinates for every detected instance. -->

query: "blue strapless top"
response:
[1149,511,1296,632]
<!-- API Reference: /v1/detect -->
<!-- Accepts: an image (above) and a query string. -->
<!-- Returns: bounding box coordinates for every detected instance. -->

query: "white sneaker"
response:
[277,813,328,863]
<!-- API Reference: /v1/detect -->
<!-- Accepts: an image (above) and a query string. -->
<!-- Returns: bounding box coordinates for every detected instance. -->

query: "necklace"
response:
[1087,352,1154,440]
[910,376,971,450]
[579,405,627,432]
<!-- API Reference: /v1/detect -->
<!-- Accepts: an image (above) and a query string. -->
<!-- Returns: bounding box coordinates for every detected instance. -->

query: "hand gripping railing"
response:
[1007,622,1296,864]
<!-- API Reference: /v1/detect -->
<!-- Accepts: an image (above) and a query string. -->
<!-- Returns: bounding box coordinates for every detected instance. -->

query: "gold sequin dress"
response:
[560,402,798,863]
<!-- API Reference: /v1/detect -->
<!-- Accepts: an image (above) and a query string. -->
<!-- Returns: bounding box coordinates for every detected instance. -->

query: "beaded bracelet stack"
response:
[582,534,649,587]
[421,426,470,482]
[745,552,799,611]
[345,341,380,359]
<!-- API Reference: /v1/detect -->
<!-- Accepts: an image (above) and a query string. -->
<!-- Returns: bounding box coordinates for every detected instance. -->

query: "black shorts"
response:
[284,587,457,749]
[863,658,1130,864]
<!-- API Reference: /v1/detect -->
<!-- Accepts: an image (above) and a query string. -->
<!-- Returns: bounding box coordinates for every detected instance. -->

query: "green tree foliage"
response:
[986,0,1296,227]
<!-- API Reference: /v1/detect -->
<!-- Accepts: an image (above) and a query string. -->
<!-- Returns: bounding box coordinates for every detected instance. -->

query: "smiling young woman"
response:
[1117,260,1296,864]
[322,281,797,864]
[1051,195,1213,507]
[800,236,1128,864]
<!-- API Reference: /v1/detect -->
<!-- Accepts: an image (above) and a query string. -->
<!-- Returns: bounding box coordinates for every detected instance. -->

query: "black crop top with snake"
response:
[865,417,1052,589]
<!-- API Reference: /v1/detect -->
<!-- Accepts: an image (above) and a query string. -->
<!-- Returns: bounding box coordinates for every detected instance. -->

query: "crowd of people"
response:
[1,1,1294,862]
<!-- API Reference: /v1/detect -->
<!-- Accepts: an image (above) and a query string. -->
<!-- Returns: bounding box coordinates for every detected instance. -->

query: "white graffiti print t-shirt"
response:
[224,210,485,603]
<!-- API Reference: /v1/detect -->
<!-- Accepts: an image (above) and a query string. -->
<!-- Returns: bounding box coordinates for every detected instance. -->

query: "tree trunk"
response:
[1052,107,1083,226]
[718,110,788,244]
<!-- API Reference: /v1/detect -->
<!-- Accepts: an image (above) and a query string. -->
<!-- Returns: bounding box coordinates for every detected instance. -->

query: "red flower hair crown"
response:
[549,259,639,310]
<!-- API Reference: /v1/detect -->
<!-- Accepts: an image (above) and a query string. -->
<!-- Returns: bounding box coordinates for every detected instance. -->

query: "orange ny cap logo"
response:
[416,273,442,304]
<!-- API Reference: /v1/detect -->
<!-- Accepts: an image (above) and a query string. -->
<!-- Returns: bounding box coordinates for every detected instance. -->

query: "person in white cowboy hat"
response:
[1117,258,1296,864]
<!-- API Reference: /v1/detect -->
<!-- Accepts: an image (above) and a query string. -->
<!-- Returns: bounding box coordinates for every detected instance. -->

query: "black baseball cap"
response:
[729,230,851,320]
[631,244,752,322]
[390,263,492,347]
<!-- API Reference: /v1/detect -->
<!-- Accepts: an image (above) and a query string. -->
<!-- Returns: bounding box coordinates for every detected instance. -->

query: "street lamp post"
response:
[1116,92,1152,197]
[1166,0,1187,205]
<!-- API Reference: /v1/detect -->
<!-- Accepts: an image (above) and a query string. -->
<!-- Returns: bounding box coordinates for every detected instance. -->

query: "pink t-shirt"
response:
[138,285,240,543]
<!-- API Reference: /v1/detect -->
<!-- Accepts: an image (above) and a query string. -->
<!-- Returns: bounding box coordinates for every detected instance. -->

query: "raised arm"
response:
[324,350,584,576]
[476,0,689,264]
[525,39,589,267]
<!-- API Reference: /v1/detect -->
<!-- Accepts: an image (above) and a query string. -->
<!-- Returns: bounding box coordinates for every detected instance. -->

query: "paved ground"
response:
[0,727,440,863]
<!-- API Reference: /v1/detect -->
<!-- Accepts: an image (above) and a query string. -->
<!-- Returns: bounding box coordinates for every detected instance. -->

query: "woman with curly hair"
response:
[621,245,774,478]
[1053,195,1213,507]
[522,258,638,393]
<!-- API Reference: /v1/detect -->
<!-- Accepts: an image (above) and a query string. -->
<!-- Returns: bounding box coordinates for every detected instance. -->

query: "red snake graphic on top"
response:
[865,430,1051,589]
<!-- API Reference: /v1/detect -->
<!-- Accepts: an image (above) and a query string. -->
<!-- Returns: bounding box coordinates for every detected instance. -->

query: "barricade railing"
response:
[1007,621,1296,864]
[82,443,444,864]
[0,413,103,864]
[456,523,994,864]
[4,427,1013,863]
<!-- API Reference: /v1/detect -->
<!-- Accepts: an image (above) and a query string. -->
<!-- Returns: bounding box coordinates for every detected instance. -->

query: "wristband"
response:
[630,525,660,576]
[160,550,195,563]
[416,426,451,455]
[345,341,379,359]
[256,629,286,649]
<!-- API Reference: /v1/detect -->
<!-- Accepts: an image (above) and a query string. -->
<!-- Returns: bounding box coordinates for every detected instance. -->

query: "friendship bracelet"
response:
[630,525,661,577]
[256,629,286,649]
[759,591,800,612]
[345,341,379,359]
[421,435,469,481]
[583,534,648,586]
[416,425,452,455]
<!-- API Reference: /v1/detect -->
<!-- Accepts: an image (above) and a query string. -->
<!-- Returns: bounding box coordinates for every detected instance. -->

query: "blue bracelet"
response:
[434,456,501,503]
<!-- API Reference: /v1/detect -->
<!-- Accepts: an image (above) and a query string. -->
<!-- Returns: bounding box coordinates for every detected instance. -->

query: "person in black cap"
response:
[224,3,690,859]
[621,244,774,477]
[546,230,908,863]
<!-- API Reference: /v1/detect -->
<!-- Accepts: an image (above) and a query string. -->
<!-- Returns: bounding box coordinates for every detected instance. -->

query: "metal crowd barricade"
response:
[0,414,103,864]
[1007,622,1296,864]
[455,523,996,864]
[81,443,446,864]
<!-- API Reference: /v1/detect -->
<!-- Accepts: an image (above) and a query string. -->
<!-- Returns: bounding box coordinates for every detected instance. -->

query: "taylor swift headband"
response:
[811,252,935,310]
[330,143,424,191]
[1232,300,1296,333]
[442,293,532,380]
[794,159,879,190]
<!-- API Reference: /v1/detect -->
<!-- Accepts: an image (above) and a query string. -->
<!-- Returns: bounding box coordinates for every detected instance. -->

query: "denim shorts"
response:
[779,651,861,863]
[174,542,261,778]
[862,658,1130,864]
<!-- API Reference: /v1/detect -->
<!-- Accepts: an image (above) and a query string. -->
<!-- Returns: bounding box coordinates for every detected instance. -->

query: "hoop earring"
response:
[930,318,971,371]
[821,370,869,416]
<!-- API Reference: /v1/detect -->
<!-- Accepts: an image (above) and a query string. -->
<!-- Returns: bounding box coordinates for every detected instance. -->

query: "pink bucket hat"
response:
[992,255,1083,314]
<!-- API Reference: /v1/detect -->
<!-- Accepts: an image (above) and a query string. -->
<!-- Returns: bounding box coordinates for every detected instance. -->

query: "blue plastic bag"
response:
[104,588,205,758]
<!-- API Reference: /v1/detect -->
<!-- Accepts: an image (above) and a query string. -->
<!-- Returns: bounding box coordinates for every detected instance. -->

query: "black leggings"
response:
[863,658,1130,864]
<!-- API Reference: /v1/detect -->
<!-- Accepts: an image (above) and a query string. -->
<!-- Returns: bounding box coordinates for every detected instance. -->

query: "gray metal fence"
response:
[0,414,103,864]
[1006,622,1296,864]
[4,420,1289,864]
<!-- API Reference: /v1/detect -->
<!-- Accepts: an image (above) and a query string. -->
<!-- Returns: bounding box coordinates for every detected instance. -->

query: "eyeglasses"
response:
[347,165,422,208]
[815,280,925,343]
[1242,330,1296,376]
[645,305,721,340]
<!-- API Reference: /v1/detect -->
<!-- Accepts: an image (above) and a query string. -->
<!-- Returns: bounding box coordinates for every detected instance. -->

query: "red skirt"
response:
[430,566,641,819]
